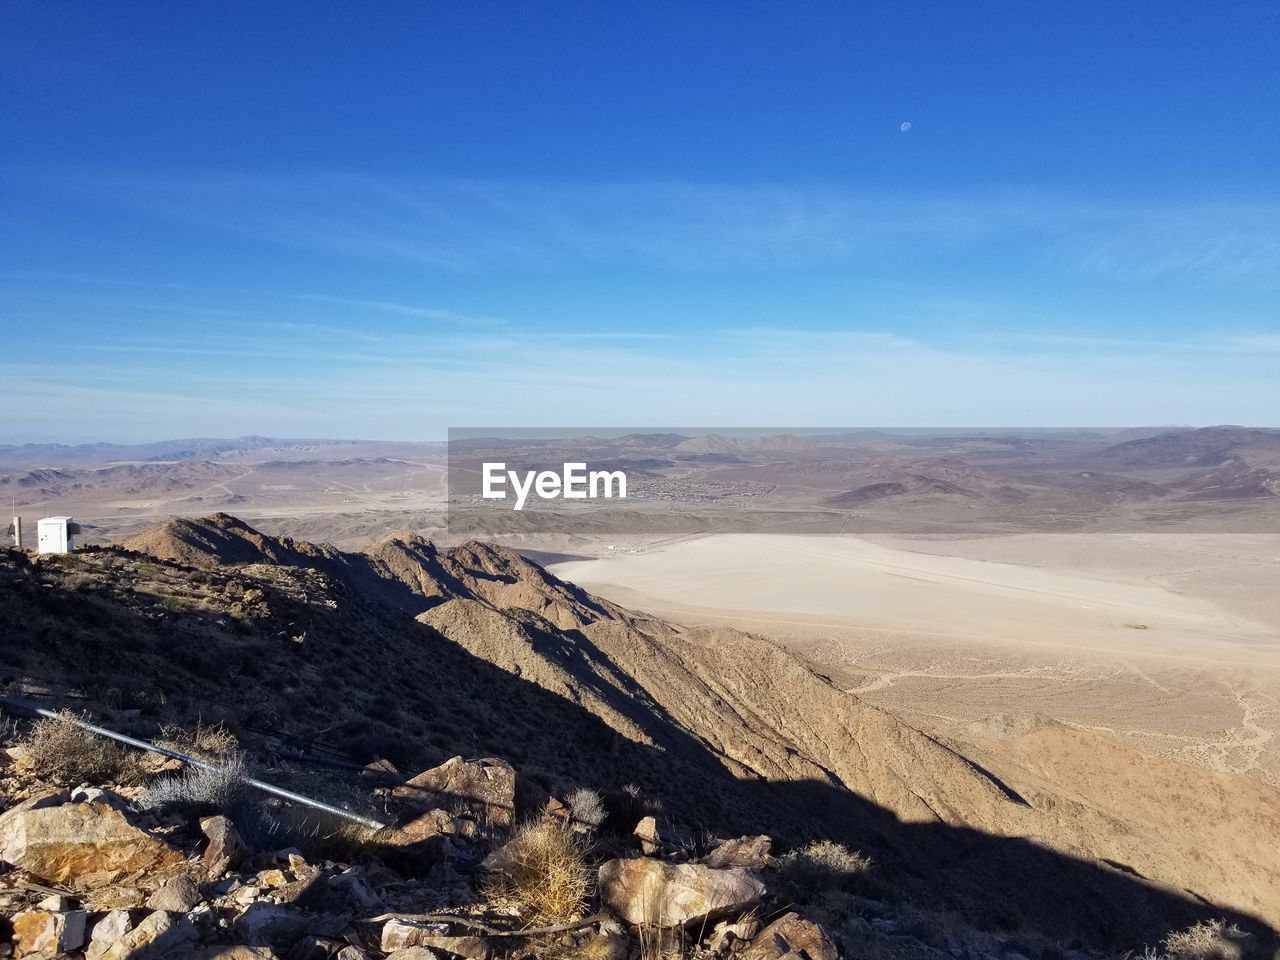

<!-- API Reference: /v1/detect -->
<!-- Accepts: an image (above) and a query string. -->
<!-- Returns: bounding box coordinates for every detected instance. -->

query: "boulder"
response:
[396,807,456,838]
[740,912,839,960]
[0,801,184,889]
[95,910,197,960]
[476,832,522,877]
[86,910,133,960]
[704,835,772,870]
[633,815,661,855]
[147,873,203,912]
[393,756,516,827]
[330,868,382,910]
[377,821,450,875]
[273,868,330,907]
[543,796,571,825]
[232,901,309,949]
[70,786,131,810]
[382,919,447,950]
[382,919,490,957]
[598,857,765,927]
[193,948,282,959]
[201,815,249,877]
[257,867,289,888]
[11,908,88,957]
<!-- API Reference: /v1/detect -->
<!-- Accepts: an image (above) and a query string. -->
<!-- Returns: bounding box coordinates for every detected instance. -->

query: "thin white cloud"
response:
[1227,334,1280,352]
[46,170,1280,287]
[7,324,1277,440]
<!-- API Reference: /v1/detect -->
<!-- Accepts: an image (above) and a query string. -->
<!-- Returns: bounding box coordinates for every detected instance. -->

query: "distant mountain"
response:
[672,433,818,455]
[0,436,358,467]
[606,433,689,448]
[826,476,975,506]
[1093,426,1280,469]
[1167,463,1280,501]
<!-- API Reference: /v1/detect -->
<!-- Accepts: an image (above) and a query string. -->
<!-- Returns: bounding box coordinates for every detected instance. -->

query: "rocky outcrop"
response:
[86,910,132,960]
[598,857,766,927]
[393,755,516,829]
[94,910,196,960]
[633,815,661,855]
[11,907,87,957]
[741,912,840,960]
[381,919,490,957]
[147,873,202,912]
[0,800,183,889]
[201,814,249,877]
[705,835,772,870]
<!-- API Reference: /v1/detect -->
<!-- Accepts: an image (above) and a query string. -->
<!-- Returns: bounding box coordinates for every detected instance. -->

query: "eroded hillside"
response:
[1,514,1276,951]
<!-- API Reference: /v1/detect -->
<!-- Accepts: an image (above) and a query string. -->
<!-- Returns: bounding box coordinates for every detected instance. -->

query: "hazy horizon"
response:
[0,424,1242,448]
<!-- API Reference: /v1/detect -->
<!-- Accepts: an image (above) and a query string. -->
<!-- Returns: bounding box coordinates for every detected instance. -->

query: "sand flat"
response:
[553,534,1278,663]
[552,533,1280,786]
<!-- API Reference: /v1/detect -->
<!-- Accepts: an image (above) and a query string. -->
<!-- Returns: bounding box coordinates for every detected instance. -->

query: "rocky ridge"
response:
[0,514,1274,955]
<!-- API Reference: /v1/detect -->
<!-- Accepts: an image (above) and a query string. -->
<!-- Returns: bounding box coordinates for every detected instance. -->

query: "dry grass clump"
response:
[0,715,20,746]
[526,930,624,960]
[486,821,593,924]
[776,839,872,898]
[20,711,144,786]
[144,752,250,817]
[1158,920,1251,960]
[155,720,239,761]
[637,921,688,960]
[566,787,606,830]
[284,816,383,864]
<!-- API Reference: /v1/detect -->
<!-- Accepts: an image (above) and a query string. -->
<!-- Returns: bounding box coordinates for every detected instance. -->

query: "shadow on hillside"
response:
[2,549,1275,957]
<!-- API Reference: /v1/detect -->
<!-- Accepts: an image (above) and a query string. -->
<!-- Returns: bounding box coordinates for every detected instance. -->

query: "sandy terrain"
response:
[5,456,450,547]
[552,533,1280,786]
[10,431,1279,787]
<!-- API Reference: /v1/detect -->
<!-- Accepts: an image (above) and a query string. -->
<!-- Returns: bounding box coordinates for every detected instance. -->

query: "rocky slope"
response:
[0,514,1274,953]
[0,732,1122,960]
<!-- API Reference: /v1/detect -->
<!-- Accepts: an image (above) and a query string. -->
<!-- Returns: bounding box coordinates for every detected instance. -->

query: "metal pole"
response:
[0,696,387,831]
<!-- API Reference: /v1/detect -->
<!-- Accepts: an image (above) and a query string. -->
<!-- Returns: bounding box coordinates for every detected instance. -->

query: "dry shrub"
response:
[486,821,592,923]
[637,921,687,960]
[283,816,382,864]
[566,787,606,830]
[1161,920,1251,960]
[528,931,624,960]
[776,839,872,899]
[155,720,239,761]
[144,752,250,817]
[20,711,144,786]
[0,716,20,746]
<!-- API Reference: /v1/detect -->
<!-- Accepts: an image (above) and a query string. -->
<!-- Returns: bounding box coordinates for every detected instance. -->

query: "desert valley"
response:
[1,428,1278,957]
[9,6,1278,957]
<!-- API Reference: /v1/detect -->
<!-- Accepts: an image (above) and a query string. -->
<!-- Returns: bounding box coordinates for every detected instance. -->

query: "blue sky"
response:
[2,2,1278,441]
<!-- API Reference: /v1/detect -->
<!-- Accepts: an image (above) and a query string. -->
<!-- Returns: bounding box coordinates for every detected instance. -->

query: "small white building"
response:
[37,516,79,555]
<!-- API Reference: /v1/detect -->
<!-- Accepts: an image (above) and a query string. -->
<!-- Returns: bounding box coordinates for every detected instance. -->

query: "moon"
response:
[900,121,912,133]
